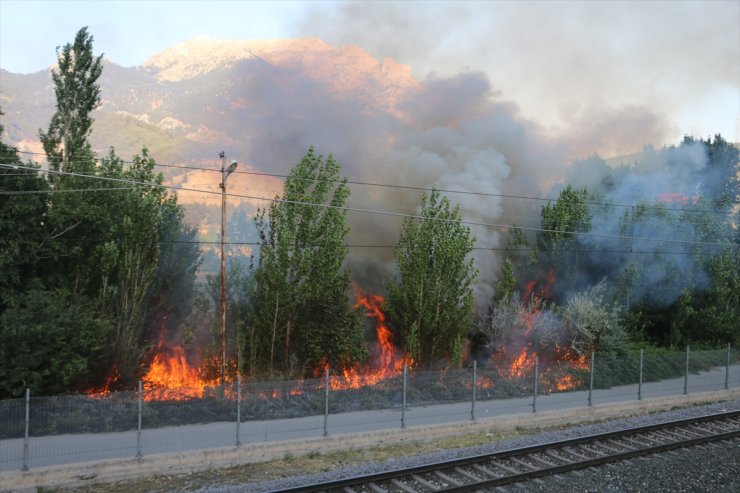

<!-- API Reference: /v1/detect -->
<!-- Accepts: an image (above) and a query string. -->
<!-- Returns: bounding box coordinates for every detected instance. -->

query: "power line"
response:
[169,239,733,256]
[1,163,737,251]
[11,150,733,215]
[0,187,138,195]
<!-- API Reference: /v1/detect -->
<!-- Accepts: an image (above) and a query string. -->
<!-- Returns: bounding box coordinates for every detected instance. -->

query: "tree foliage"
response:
[0,28,201,395]
[386,188,477,367]
[558,280,629,355]
[0,289,112,397]
[0,115,50,305]
[39,26,103,173]
[249,147,365,377]
[92,149,181,383]
[538,185,591,251]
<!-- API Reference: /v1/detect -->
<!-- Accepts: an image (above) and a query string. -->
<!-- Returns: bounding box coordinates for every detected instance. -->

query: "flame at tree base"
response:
[321,289,413,391]
[142,344,217,401]
[484,269,591,393]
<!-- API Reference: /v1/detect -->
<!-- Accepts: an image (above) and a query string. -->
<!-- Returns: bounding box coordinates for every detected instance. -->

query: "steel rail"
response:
[266,410,740,493]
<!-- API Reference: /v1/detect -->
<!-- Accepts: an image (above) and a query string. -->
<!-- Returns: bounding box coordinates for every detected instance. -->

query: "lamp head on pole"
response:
[227,160,238,176]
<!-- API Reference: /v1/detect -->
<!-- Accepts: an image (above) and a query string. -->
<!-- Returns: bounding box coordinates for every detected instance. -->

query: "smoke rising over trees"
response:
[0,25,737,396]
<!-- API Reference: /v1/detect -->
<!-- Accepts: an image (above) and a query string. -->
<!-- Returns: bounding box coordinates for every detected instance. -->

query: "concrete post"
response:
[401,364,407,429]
[638,348,644,401]
[588,352,595,407]
[471,360,477,421]
[323,368,330,437]
[684,345,690,395]
[22,388,29,471]
[137,380,143,458]
[532,355,539,413]
[725,343,731,391]
[236,374,241,446]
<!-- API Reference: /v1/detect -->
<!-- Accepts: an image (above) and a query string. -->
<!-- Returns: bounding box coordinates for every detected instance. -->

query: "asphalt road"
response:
[1,364,737,472]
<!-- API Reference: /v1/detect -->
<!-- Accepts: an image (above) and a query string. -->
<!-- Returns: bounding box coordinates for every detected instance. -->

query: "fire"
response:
[86,366,121,399]
[492,270,588,393]
[141,342,214,401]
[322,288,412,390]
[87,334,220,401]
[87,288,411,400]
[507,347,536,379]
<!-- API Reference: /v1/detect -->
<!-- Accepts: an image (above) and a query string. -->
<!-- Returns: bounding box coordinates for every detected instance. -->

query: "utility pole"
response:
[220,151,237,388]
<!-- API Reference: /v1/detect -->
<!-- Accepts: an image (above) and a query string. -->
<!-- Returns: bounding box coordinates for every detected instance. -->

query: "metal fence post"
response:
[532,355,538,413]
[638,349,643,401]
[323,368,329,437]
[588,352,595,407]
[471,360,477,421]
[236,373,241,446]
[683,345,689,395]
[22,388,29,472]
[137,380,143,458]
[401,364,407,429]
[725,343,731,391]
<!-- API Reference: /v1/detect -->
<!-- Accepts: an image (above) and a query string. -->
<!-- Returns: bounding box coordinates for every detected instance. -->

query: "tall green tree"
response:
[537,185,590,251]
[93,149,178,383]
[386,188,478,367]
[530,185,591,301]
[249,147,365,377]
[39,26,103,173]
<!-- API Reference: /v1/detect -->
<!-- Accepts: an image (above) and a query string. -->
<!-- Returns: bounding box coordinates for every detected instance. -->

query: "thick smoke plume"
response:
[240,62,569,305]
[294,1,738,149]
[561,140,734,308]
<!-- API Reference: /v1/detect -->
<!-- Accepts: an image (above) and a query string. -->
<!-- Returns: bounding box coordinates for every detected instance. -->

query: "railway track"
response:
[268,410,740,493]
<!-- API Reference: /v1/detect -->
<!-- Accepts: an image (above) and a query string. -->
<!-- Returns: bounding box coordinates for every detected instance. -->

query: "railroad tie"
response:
[411,473,440,491]
[390,478,420,493]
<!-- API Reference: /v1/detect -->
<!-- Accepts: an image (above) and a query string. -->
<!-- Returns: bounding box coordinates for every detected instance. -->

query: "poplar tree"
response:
[39,26,103,173]
[249,147,365,377]
[386,188,478,367]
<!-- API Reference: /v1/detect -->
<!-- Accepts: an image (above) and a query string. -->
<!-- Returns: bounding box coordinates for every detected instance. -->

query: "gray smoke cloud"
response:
[564,141,726,307]
[292,0,738,155]
[235,60,569,305]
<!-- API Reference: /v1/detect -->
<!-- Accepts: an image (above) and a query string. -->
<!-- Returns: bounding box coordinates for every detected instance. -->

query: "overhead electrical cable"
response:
[166,239,731,256]
[3,162,735,252]
[0,187,138,195]
[11,151,732,216]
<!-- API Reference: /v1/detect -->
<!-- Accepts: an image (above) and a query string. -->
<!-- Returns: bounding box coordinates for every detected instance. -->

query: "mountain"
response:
[0,37,426,264]
[0,36,420,196]
[0,36,568,293]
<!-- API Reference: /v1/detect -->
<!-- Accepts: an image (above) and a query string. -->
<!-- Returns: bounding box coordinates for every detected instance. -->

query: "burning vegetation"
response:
[88,279,593,401]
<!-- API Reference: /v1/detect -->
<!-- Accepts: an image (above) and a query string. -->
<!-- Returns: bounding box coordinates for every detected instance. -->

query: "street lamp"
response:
[219,151,237,387]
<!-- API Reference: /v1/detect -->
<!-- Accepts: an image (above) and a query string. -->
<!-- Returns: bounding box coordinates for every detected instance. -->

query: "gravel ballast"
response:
[196,399,740,493]
[514,438,739,493]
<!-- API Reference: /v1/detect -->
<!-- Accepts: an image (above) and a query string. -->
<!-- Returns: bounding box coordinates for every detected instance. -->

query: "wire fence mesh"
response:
[0,346,737,472]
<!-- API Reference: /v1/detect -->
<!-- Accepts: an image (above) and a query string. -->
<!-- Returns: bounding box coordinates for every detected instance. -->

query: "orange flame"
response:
[86,366,121,399]
[141,343,214,401]
[321,288,412,390]
[493,269,588,392]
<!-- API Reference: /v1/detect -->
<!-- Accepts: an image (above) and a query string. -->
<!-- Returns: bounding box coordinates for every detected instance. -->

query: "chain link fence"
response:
[1,346,738,472]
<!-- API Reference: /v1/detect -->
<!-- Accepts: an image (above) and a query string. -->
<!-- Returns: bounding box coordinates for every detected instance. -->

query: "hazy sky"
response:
[1,0,738,146]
